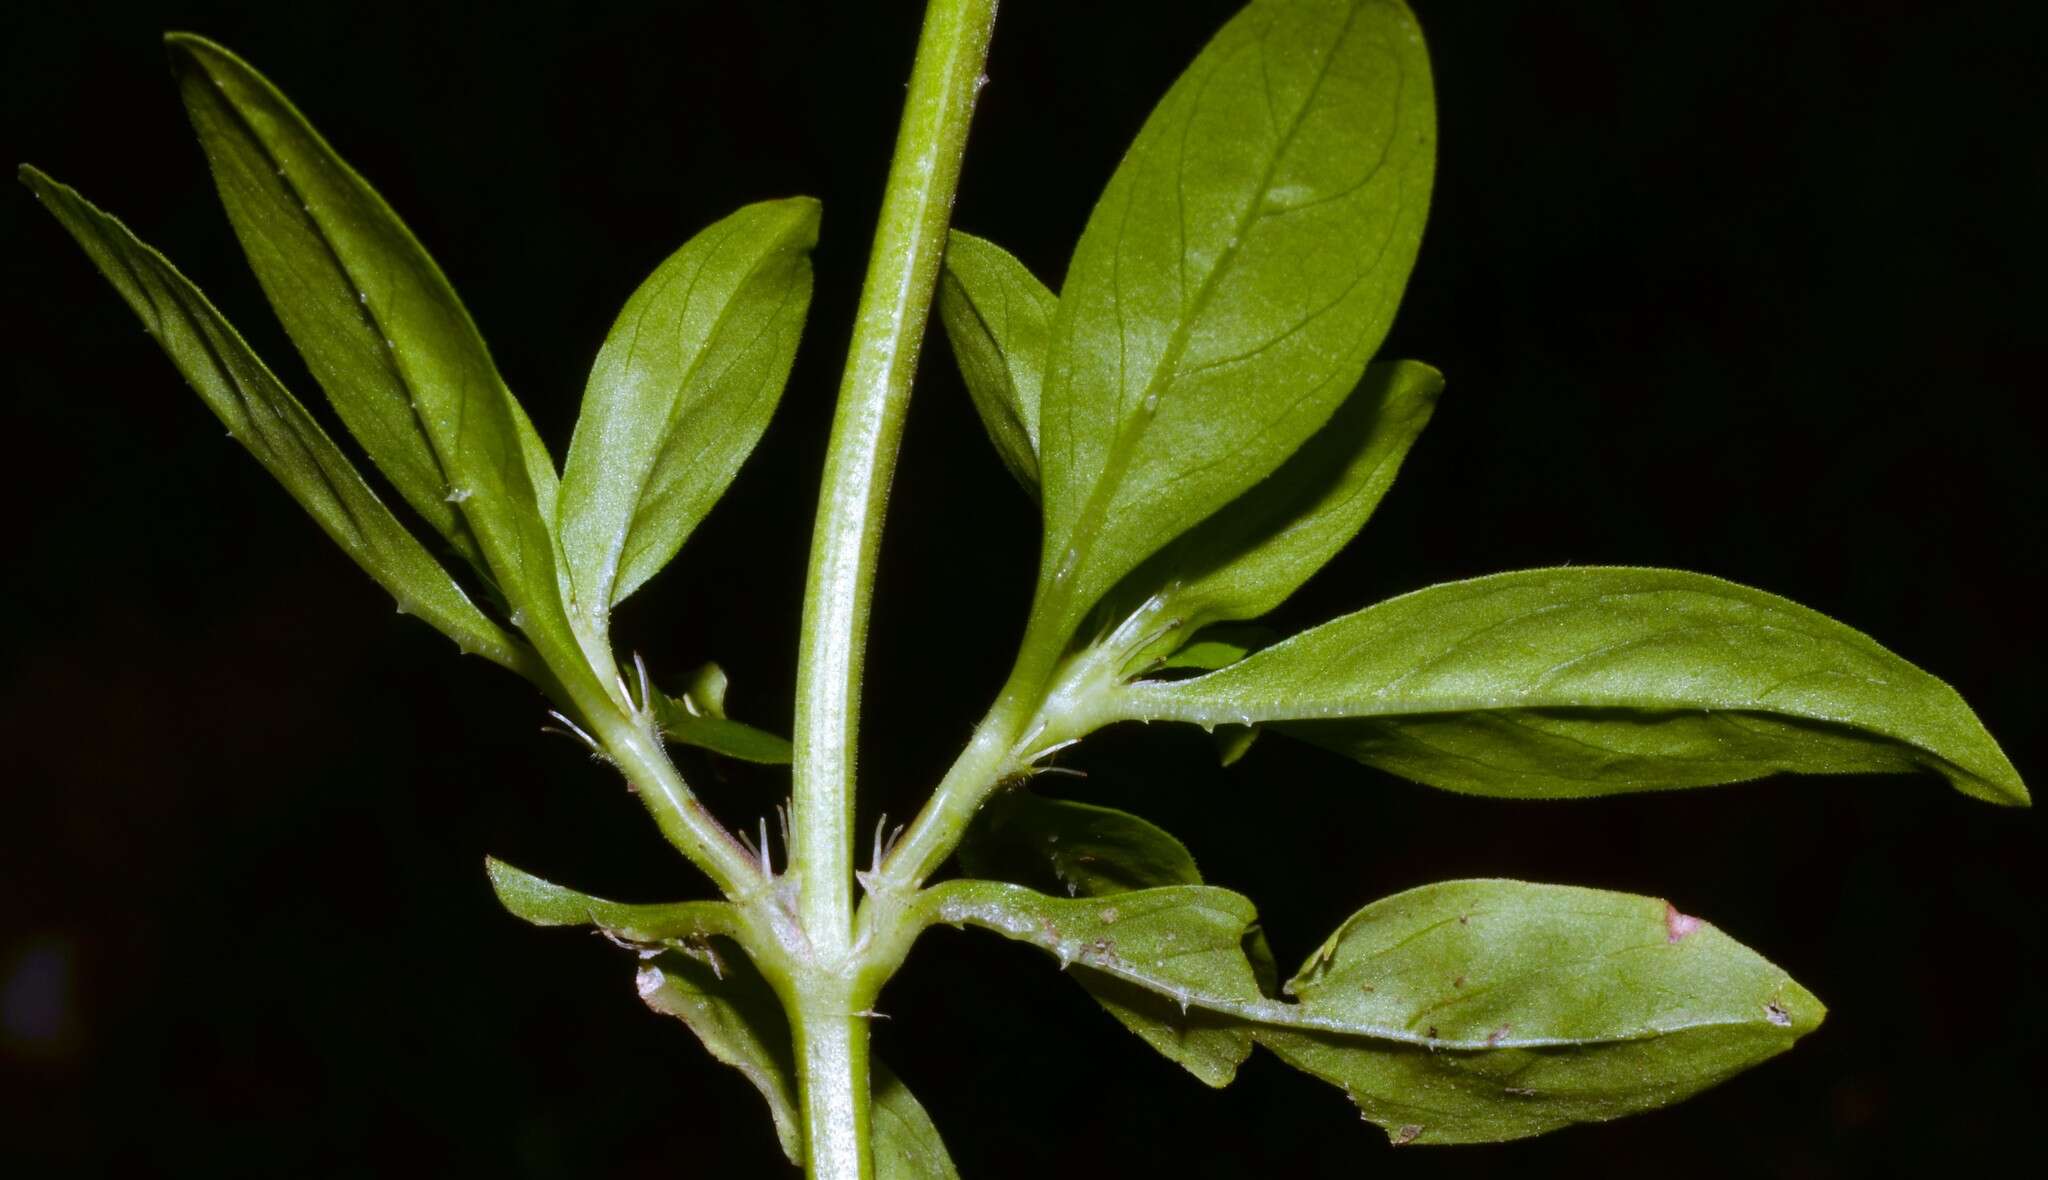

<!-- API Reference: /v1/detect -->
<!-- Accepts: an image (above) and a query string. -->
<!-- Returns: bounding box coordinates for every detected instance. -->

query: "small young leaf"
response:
[655,710,796,765]
[1032,0,1436,645]
[935,230,1053,498]
[484,857,735,941]
[650,662,794,764]
[636,947,803,1165]
[1119,567,2030,805]
[872,1060,960,1180]
[1153,623,1282,674]
[1213,724,1260,768]
[1257,879,1825,1144]
[559,199,819,616]
[168,36,599,692]
[22,167,533,675]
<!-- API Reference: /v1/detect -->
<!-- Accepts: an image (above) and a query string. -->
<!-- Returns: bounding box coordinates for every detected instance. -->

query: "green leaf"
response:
[1153,623,1281,674]
[925,880,1269,1087]
[935,230,1053,498]
[650,662,794,764]
[636,946,802,1165]
[1032,0,1435,645]
[484,857,735,941]
[958,791,1203,897]
[484,859,795,1163]
[959,793,1261,1083]
[559,199,819,616]
[1104,359,1442,668]
[872,1060,959,1180]
[924,877,1822,1145]
[1257,879,1824,1145]
[1119,567,2029,805]
[21,167,533,675]
[1213,724,1261,768]
[168,35,597,689]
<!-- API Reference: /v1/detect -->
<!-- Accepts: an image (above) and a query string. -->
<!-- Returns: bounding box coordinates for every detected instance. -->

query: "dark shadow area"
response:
[4,1,2041,1175]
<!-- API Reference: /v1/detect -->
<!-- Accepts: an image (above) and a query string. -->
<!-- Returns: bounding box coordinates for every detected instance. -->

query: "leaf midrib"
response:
[1048,3,1368,622]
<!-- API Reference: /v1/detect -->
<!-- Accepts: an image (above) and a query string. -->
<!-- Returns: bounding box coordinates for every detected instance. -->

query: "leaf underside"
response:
[1121,567,2027,805]
[20,167,532,674]
[929,876,1822,1144]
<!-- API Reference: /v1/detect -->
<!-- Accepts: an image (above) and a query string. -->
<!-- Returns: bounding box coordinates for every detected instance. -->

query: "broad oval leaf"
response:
[1258,879,1824,1145]
[23,167,532,676]
[935,230,1053,498]
[560,199,819,616]
[1032,0,1435,645]
[168,36,598,691]
[872,1060,960,1180]
[1119,567,2029,805]
[926,876,1822,1145]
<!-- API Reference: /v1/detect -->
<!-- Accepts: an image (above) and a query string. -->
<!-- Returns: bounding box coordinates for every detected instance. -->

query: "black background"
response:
[4,1,2042,1176]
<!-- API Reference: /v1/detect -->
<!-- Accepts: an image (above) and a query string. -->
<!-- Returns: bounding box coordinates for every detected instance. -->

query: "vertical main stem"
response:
[791,0,997,957]
[788,3,997,1178]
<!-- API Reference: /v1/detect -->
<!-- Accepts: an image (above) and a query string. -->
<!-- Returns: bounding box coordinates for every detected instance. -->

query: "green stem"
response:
[789,0,997,1176]
[790,980,877,1180]
[876,677,1035,892]
[791,0,997,956]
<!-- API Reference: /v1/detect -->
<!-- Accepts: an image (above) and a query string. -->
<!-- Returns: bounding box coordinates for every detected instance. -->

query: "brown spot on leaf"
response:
[1486,1024,1512,1047]
[1452,975,1465,988]
[1425,1025,1438,1040]
[1391,1124,1423,1147]
[1664,901,1702,944]
[1457,914,1469,926]
[1765,1001,1792,1027]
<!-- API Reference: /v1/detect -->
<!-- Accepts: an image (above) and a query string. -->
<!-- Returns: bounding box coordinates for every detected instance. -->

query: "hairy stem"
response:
[791,0,997,959]
[547,664,764,899]
[789,0,997,1176]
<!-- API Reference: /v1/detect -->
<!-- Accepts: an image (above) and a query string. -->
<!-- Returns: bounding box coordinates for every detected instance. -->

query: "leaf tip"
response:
[1770,981,1827,1038]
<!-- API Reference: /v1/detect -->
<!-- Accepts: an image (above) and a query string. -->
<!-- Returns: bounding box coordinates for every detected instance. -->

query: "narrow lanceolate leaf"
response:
[636,947,803,1165]
[559,200,818,616]
[650,662,793,764]
[483,859,796,1163]
[1119,567,2030,805]
[872,1060,960,1180]
[925,878,1822,1145]
[1032,0,1435,644]
[936,230,1053,498]
[485,857,736,942]
[168,36,594,687]
[956,794,1258,1084]
[22,167,531,675]
[1258,880,1825,1145]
